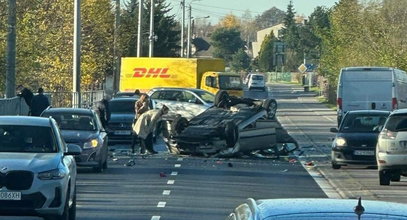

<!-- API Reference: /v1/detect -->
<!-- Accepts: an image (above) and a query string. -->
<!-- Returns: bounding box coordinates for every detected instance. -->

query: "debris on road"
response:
[125,160,136,167]
[228,162,233,167]
[305,161,315,167]
[159,172,167,177]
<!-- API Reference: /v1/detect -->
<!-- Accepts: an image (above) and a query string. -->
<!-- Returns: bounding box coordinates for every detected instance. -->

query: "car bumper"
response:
[332,148,376,165]
[74,147,102,167]
[377,152,407,170]
[0,178,69,217]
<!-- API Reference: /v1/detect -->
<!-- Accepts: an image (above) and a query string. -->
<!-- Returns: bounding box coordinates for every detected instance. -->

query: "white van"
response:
[246,73,266,91]
[336,67,407,125]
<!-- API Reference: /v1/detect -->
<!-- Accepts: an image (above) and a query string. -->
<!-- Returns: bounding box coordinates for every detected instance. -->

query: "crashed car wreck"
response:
[161,91,294,156]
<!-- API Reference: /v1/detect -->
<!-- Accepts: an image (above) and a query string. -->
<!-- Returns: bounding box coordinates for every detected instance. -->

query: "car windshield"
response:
[219,76,243,90]
[340,114,388,133]
[109,100,136,113]
[252,75,263,80]
[384,115,407,132]
[193,90,215,103]
[0,125,57,153]
[42,113,97,131]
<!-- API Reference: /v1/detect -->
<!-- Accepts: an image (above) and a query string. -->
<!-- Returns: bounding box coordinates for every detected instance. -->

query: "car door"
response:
[238,120,277,152]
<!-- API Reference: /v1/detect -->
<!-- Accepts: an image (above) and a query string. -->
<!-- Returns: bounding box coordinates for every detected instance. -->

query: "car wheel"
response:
[331,162,341,169]
[102,159,108,169]
[215,90,229,108]
[171,116,189,136]
[379,170,391,185]
[68,187,77,220]
[262,99,277,120]
[391,171,401,182]
[43,187,75,220]
[93,160,104,173]
[225,121,239,148]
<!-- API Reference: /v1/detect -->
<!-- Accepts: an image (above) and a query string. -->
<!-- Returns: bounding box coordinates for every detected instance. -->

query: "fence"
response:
[266,72,301,83]
[0,90,105,116]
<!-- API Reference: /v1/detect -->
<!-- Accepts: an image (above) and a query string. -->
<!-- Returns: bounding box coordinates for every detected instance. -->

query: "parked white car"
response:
[246,73,266,91]
[336,66,407,125]
[148,87,214,120]
[0,116,81,220]
[376,109,407,185]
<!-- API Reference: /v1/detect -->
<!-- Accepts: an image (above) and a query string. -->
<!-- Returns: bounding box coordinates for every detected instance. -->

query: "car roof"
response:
[149,87,209,93]
[345,110,391,115]
[248,198,407,218]
[109,97,138,102]
[390,109,407,115]
[341,66,395,71]
[42,107,94,115]
[0,116,52,127]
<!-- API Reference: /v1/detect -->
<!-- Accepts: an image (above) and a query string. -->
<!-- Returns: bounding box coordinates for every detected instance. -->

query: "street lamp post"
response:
[73,0,81,107]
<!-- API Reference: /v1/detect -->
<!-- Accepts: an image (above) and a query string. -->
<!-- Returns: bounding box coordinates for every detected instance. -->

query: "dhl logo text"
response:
[132,68,171,78]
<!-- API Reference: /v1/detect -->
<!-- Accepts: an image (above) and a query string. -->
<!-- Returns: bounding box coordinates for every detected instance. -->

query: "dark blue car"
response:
[330,110,390,169]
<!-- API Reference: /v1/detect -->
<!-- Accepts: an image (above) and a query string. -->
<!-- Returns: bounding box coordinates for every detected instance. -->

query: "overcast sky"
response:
[166,0,339,24]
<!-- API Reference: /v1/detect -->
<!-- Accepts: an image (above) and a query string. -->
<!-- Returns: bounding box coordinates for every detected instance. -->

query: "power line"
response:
[193,2,263,15]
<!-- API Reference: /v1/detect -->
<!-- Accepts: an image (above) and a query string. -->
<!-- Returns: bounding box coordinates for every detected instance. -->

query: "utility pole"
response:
[186,4,191,58]
[137,0,143,57]
[113,0,120,93]
[5,0,16,98]
[148,0,154,57]
[180,0,185,57]
[73,0,81,107]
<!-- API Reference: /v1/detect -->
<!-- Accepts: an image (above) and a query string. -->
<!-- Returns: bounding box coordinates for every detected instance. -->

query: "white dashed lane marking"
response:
[167,180,175,184]
[163,190,171,195]
[174,164,181,168]
[157,202,166,208]
[177,158,183,161]
[151,216,160,220]
[171,171,178,176]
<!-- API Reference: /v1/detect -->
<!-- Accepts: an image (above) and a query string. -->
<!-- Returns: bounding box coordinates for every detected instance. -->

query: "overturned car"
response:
[161,91,290,156]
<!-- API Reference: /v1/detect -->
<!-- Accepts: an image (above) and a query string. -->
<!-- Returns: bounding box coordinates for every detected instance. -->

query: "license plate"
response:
[0,192,21,200]
[354,150,375,156]
[114,130,131,135]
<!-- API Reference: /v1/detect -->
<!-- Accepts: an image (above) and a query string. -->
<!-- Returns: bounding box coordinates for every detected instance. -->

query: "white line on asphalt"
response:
[163,190,171,195]
[151,216,160,220]
[171,171,178,176]
[167,180,175,184]
[174,164,181,167]
[177,158,183,161]
[157,202,166,208]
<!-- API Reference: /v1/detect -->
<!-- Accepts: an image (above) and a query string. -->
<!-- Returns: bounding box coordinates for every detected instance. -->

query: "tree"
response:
[218,14,240,28]
[210,27,245,63]
[254,7,286,30]
[258,32,277,72]
[231,48,250,72]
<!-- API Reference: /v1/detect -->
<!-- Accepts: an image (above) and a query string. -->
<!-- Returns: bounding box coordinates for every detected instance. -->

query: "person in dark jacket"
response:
[16,85,34,115]
[30,88,50,116]
[93,97,110,129]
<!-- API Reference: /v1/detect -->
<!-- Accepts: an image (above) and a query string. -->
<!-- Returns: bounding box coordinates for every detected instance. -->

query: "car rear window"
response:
[252,75,264,80]
[0,125,57,153]
[109,100,136,113]
[42,113,97,131]
[340,114,388,132]
[384,114,407,132]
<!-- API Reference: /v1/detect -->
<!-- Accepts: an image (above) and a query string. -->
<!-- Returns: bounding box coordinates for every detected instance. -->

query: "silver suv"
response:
[0,116,81,219]
[376,109,407,185]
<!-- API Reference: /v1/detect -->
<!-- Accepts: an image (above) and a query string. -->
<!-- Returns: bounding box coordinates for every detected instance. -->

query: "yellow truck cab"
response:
[201,71,244,97]
[119,57,244,96]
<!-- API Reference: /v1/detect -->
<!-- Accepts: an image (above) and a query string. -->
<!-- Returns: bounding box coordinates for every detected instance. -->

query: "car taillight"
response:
[337,98,342,110]
[380,129,397,140]
[392,98,398,109]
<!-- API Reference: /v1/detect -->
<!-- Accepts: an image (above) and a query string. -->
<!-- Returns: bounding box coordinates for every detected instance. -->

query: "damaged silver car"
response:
[161,91,285,156]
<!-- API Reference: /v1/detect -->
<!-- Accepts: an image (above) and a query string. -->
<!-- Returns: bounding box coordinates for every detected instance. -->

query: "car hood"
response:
[61,130,98,143]
[0,153,61,172]
[336,132,379,148]
[109,113,135,123]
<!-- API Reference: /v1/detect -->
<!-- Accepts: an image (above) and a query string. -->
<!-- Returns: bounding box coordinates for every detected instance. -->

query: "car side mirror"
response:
[65,144,82,156]
[330,127,338,133]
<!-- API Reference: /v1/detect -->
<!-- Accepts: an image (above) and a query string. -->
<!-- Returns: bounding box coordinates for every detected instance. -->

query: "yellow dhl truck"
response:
[119,57,244,96]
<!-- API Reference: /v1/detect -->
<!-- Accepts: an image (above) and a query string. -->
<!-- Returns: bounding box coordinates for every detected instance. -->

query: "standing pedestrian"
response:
[31,88,50,116]
[16,85,34,115]
[133,105,169,154]
[130,93,150,154]
[93,96,110,129]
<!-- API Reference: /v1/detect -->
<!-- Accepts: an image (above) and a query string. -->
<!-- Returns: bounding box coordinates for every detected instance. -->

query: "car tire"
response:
[379,170,391,185]
[331,162,341,169]
[43,187,76,220]
[391,172,401,182]
[215,90,229,108]
[102,159,108,170]
[225,121,239,148]
[171,116,189,136]
[262,99,277,120]
[93,160,104,173]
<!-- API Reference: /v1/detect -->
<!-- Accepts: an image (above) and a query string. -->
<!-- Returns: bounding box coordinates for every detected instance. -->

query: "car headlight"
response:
[38,168,67,180]
[334,137,347,147]
[83,139,99,149]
